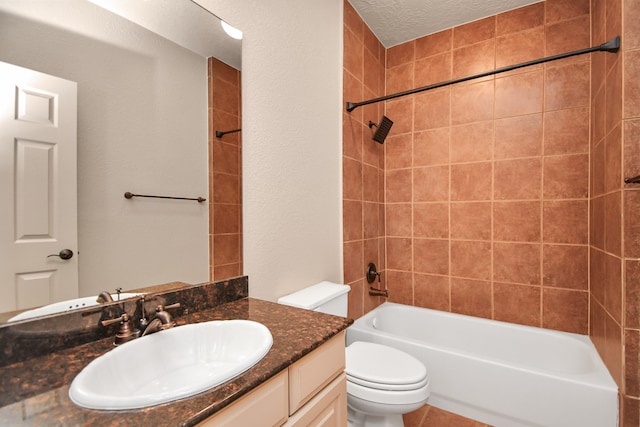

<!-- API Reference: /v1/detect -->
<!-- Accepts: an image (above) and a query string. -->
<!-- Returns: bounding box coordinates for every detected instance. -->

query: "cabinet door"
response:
[197,370,289,427]
[284,374,347,427]
[289,332,345,414]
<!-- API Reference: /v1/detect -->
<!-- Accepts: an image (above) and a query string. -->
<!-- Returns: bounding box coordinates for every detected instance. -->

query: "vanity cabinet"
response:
[284,374,346,427]
[198,370,289,427]
[198,331,346,427]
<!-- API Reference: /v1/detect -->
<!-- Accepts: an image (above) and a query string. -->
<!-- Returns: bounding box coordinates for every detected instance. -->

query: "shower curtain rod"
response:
[345,36,620,112]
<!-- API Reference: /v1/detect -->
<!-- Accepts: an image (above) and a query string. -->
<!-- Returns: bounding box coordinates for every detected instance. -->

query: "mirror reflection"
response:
[0,0,242,322]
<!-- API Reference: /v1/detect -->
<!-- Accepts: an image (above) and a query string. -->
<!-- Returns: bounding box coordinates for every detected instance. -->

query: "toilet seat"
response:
[346,341,428,391]
[347,378,431,406]
[346,373,429,391]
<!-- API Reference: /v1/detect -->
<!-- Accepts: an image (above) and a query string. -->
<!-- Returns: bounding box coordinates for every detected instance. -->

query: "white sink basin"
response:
[8,294,140,322]
[69,320,273,410]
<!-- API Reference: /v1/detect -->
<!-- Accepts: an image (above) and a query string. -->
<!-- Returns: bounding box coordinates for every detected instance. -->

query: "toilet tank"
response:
[277,282,350,317]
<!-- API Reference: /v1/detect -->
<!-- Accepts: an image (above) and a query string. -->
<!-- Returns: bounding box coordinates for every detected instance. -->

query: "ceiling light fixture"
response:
[221,20,242,40]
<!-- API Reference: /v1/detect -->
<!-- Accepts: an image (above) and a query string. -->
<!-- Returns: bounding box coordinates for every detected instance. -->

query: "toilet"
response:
[278,282,430,427]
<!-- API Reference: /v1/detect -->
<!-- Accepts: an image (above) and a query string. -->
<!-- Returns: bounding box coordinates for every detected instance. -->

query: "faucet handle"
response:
[366,263,381,284]
[101,313,140,345]
[156,302,181,312]
[101,313,129,327]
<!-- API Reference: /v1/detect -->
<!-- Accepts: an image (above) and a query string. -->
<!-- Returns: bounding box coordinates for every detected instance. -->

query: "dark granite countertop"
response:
[0,297,352,426]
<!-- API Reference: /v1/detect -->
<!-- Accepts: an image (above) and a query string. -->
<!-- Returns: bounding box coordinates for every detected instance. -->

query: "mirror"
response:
[0,0,242,322]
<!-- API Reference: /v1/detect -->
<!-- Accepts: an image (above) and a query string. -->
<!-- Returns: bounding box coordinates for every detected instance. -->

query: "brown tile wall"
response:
[343,1,387,318]
[208,58,242,280]
[343,0,640,425]
[592,0,624,408]
[381,0,591,334]
[599,0,640,423]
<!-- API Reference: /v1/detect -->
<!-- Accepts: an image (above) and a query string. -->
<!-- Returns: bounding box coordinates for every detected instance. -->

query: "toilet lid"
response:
[346,342,428,391]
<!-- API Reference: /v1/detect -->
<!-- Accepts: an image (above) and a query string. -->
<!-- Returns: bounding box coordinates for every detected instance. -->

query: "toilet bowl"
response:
[277,282,431,427]
[346,341,430,427]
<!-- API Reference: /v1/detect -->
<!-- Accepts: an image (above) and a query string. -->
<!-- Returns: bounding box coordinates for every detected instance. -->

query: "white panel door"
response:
[0,61,78,312]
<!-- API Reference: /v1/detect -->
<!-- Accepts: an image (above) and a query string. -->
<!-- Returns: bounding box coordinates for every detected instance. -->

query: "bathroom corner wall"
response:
[591,0,640,423]
[590,0,625,410]
[382,0,591,333]
[208,58,243,280]
[599,0,640,423]
[343,1,387,318]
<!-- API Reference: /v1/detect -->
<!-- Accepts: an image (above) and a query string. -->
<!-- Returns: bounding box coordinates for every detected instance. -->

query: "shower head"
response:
[368,115,394,144]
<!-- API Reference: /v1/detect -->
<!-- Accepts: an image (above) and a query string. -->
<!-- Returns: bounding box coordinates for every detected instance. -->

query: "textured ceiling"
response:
[348,0,544,47]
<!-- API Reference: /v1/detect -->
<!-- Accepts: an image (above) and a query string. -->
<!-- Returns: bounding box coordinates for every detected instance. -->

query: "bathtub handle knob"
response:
[367,262,381,284]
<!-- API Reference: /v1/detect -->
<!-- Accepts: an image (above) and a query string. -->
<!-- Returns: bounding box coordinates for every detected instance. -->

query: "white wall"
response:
[0,0,210,296]
[197,0,344,301]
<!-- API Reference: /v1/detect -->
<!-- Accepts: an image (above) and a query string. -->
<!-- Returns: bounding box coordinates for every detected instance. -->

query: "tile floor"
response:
[404,404,492,427]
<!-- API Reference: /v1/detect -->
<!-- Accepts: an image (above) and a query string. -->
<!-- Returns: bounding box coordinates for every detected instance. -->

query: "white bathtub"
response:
[346,302,618,427]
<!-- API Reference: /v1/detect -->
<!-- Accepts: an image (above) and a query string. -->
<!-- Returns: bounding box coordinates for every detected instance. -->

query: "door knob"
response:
[47,249,74,260]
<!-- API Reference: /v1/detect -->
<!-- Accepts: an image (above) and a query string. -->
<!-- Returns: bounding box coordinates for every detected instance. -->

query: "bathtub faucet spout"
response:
[369,286,388,298]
